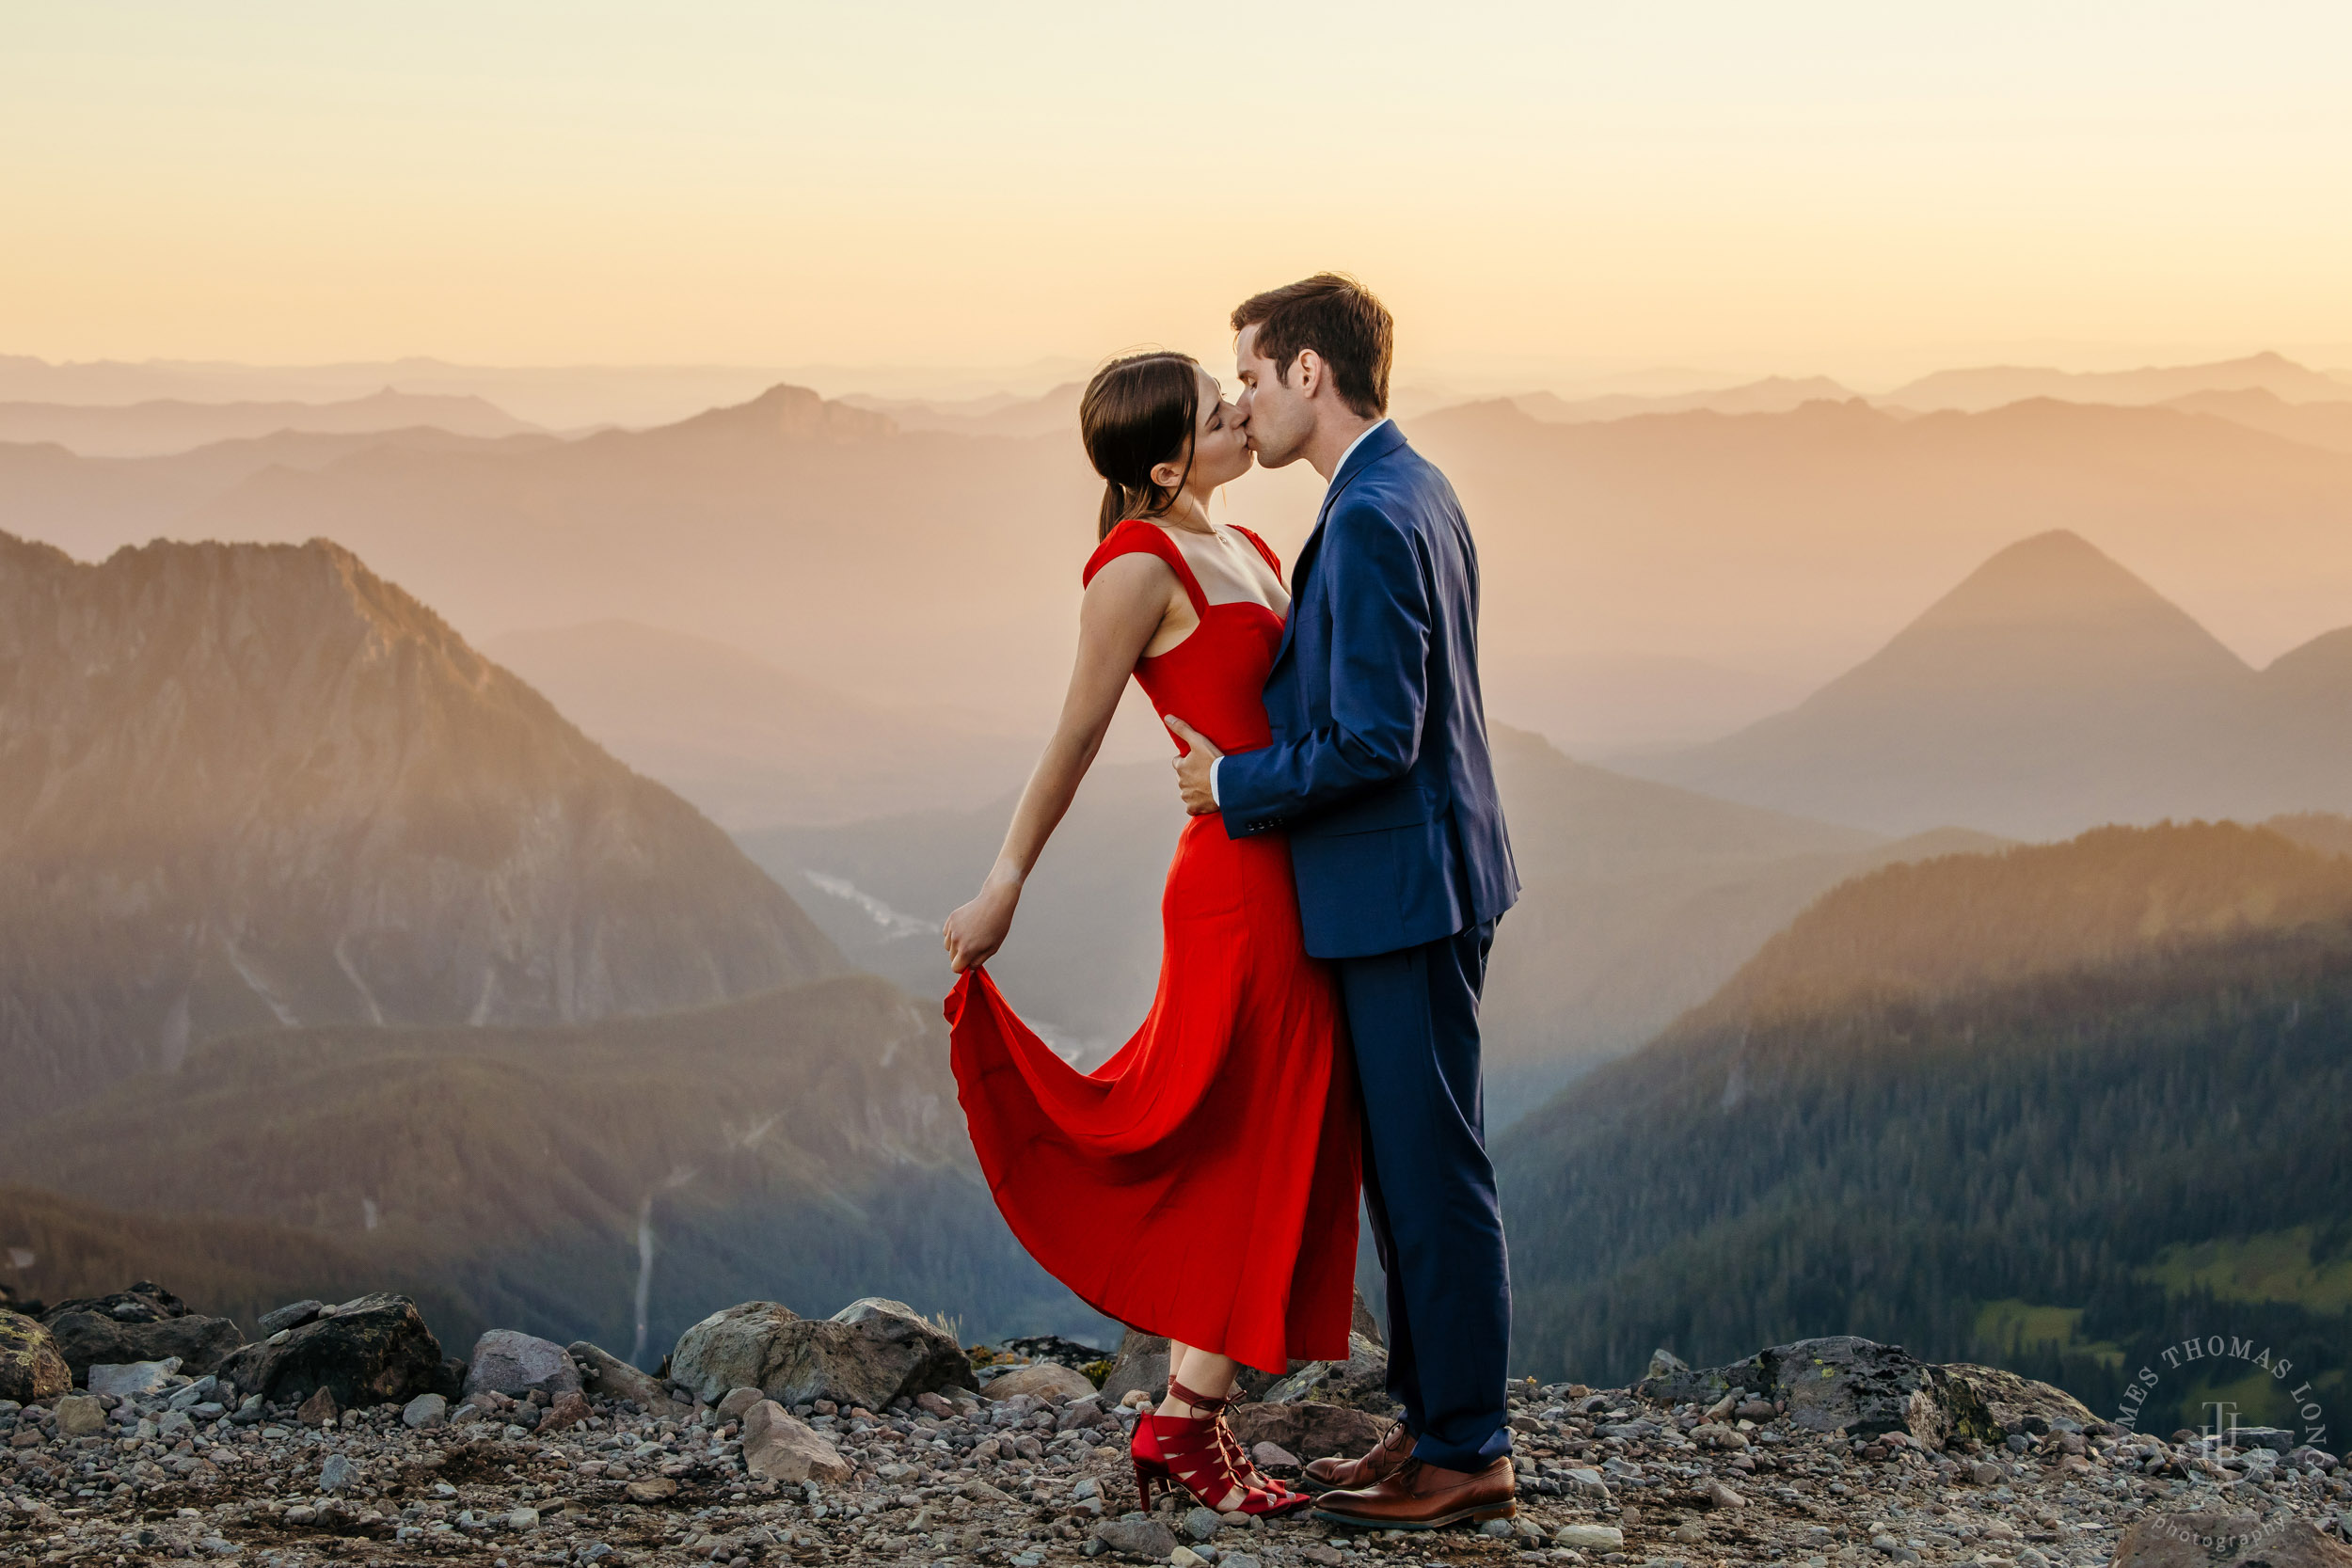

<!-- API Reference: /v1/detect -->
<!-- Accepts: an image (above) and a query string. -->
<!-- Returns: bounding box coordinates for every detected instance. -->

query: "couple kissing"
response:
[943,273,1520,1531]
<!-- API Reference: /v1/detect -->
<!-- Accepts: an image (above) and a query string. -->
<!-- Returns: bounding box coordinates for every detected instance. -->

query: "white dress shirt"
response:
[1207,418,1392,807]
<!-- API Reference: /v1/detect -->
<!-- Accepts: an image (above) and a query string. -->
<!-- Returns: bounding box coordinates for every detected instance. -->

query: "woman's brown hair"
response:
[1080,351,1200,541]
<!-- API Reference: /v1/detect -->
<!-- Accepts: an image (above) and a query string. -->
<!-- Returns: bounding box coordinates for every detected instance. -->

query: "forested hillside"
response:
[1496,820,2352,1435]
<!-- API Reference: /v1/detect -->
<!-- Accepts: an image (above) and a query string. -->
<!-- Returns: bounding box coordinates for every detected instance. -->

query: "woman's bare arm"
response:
[944,554,1174,972]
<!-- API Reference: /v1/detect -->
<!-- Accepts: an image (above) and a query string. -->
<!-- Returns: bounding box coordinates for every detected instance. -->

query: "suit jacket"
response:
[1216,422,1519,959]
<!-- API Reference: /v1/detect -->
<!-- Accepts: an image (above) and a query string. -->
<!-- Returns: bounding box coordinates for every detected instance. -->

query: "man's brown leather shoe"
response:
[1311,1455,1517,1529]
[1299,1420,1414,1495]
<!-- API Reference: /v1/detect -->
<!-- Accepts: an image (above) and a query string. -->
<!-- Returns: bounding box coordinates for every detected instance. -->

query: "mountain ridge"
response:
[1620,530,2352,838]
[0,527,844,1124]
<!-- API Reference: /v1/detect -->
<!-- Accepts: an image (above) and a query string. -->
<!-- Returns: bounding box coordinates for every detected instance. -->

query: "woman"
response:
[943,351,1359,1518]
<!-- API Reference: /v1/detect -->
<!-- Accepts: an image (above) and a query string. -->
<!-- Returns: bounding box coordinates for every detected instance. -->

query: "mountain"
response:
[1622,531,2352,839]
[0,974,1097,1357]
[1513,375,1855,423]
[1883,350,2352,412]
[10,381,2352,755]
[844,383,1083,439]
[742,727,2002,1115]
[1476,731,2003,1109]
[0,388,541,456]
[0,529,843,1125]
[483,620,1039,829]
[0,355,820,431]
[2159,386,2352,455]
[1494,819,2352,1433]
[1404,394,2352,753]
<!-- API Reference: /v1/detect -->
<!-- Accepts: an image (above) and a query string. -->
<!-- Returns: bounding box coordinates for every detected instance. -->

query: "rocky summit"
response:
[6,1289,2350,1568]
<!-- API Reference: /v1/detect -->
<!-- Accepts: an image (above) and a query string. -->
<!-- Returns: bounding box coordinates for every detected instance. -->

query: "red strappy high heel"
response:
[1130,1378,1311,1517]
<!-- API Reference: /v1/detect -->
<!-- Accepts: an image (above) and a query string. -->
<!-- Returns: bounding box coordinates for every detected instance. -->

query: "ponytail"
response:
[1079,352,1201,542]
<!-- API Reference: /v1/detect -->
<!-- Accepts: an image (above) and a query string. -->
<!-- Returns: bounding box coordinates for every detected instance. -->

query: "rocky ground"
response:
[6,1291,2350,1568]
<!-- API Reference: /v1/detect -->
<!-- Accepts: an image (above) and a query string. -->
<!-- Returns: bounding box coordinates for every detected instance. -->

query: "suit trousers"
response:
[1334,916,1511,1472]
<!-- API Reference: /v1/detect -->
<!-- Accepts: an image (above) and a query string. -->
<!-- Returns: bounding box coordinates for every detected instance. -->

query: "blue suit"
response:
[1216,421,1519,1472]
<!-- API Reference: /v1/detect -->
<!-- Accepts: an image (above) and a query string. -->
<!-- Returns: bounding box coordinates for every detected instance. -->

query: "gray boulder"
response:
[1940,1361,2097,1434]
[462,1330,581,1402]
[0,1310,71,1403]
[1228,1400,1389,1461]
[1634,1335,2004,1450]
[669,1297,971,1410]
[1096,1328,1171,1407]
[1092,1516,1180,1560]
[669,1303,802,1404]
[2110,1508,2352,1567]
[217,1292,448,1409]
[1261,1331,1392,1412]
[568,1340,677,1412]
[39,1284,244,1380]
[980,1362,1096,1402]
[86,1358,181,1400]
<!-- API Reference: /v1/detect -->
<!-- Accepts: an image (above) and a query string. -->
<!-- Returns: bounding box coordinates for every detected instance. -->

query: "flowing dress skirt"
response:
[946,815,1360,1373]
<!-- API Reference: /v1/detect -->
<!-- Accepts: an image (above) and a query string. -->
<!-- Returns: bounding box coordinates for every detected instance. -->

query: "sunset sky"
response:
[7,2,2352,382]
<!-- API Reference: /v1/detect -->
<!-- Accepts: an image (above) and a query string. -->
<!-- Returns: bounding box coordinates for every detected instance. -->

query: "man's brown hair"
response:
[1231,273,1391,419]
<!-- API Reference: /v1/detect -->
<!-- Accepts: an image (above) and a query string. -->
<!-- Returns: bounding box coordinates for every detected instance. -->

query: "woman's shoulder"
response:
[1081,517,1184,589]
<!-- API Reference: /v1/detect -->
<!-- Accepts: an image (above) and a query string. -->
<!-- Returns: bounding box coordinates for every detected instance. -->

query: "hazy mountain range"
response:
[0,529,842,1125]
[1495,816,2352,1431]
[1512,374,1856,423]
[485,619,1040,829]
[1623,530,2352,838]
[8,356,2352,759]
[0,388,540,457]
[1880,350,2352,412]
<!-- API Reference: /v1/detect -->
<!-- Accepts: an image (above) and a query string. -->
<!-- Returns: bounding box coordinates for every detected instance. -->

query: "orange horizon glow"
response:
[4,4,2351,382]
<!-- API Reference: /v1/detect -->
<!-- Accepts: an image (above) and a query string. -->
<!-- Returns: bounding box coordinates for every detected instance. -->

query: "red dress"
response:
[946,520,1361,1373]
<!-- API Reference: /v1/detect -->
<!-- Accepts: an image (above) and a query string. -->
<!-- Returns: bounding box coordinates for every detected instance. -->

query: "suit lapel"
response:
[1269,422,1407,672]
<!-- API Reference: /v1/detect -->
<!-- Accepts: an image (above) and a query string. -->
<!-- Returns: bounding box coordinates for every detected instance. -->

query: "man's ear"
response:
[1293,349,1325,400]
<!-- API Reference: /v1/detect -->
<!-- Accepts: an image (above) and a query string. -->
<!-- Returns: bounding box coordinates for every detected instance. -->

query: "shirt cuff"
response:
[1209,756,1221,808]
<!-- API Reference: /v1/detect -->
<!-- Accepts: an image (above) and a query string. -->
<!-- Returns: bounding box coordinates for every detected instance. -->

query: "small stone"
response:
[1969,1461,2003,1486]
[1701,1477,1747,1509]
[505,1507,539,1531]
[1170,1548,1208,1568]
[623,1477,677,1502]
[259,1302,324,1336]
[716,1386,765,1422]
[1092,1515,1180,1559]
[319,1454,356,1492]
[283,1505,317,1526]
[1554,1525,1624,1551]
[1221,1557,1263,1568]
[1479,1517,1516,1537]
[740,1399,854,1484]
[85,1358,181,1400]
[297,1386,339,1427]
[536,1389,590,1433]
[463,1329,581,1402]
[54,1392,105,1435]
[1184,1505,1223,1541]
[1250,1440,1300,1468]
[403,1392,447,1429]
[985,1361,1100,1402]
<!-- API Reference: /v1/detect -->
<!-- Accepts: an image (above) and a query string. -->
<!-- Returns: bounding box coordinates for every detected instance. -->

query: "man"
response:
[1167,273,1520,1529]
